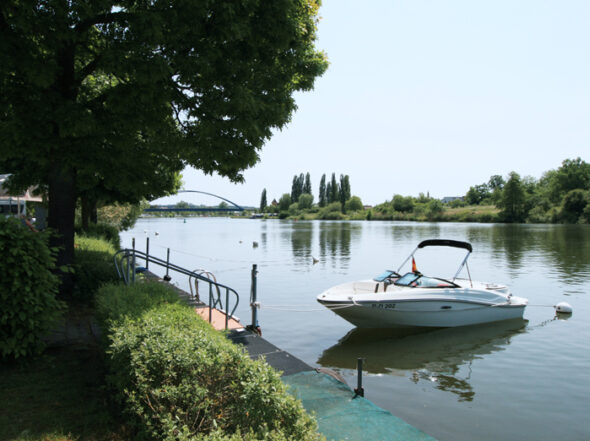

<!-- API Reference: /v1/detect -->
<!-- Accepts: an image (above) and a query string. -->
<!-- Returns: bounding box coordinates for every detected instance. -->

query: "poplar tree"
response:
[339,174,351,210]
[330,173,338,203]
[260,189,267,212]
[319,174,327,207]
[303,172,312,196]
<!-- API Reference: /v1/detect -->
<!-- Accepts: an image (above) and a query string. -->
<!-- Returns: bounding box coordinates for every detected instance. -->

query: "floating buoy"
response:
[155,231,159,236]
[252,241,259,248]
[312,256,319,264]
[554,302,573,314]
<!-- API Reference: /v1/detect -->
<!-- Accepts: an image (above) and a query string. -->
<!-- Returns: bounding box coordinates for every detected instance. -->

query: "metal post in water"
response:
[163,248,171,281]
[354,358,365,398]
[132,238,136,283]
[251,264,258,329]
[146,237,150,269]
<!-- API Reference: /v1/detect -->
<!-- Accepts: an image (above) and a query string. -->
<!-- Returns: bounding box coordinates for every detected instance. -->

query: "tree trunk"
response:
[90,200,98,224]
[48,164,77,298]
[81,194,90,230]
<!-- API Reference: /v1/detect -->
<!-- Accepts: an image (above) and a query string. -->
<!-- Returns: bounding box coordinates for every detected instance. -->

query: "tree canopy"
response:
[0,0,328,288]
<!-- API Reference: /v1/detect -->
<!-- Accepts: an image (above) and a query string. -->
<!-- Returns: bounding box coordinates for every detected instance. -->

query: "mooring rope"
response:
[258,303,356,312]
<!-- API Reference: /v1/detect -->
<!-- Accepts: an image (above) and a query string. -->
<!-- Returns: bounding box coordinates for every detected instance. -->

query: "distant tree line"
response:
[259,172,363,219]
[463,158,590,223]
[372,157,590,224]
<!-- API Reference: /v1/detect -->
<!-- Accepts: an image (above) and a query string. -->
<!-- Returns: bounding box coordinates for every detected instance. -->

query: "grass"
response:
[0,341,127,441]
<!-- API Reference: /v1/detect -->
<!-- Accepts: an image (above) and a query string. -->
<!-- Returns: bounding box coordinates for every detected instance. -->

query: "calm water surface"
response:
[121,218,590,441]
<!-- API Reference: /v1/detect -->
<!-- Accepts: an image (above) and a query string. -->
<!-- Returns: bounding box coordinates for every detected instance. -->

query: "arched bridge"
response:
[144,190,244,213]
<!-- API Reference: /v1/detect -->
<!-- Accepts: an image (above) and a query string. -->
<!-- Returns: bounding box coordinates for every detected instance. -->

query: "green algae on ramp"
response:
[283,371,438,441]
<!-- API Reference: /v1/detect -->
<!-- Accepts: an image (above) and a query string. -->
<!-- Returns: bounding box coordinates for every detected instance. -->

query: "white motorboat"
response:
[317,239,528,328]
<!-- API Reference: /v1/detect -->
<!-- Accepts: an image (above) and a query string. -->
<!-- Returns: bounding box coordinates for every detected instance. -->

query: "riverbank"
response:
[143,204,502,223]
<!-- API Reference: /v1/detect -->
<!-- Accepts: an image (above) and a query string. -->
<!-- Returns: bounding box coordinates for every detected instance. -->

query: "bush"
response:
[73,235,120,302]
[97,283,322,441]
[0,217,64,359]
[95,281,181,327]
[345,196,363,212]
[75,223,121,249]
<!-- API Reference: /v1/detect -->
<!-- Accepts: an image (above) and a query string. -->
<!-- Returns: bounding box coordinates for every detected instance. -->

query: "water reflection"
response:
[464,224,590,283]
[318,319,527,402]
[317,222,360,270]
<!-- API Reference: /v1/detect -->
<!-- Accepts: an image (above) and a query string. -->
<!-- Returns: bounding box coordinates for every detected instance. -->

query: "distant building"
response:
[440,196,464,204]
[0,174,42,216]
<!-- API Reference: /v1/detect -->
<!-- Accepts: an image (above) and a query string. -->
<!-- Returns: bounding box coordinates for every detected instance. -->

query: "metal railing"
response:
[114,248,240,330]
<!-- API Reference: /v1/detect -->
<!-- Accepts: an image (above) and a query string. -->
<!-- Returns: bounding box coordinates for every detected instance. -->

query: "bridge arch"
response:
[145,190,244,213]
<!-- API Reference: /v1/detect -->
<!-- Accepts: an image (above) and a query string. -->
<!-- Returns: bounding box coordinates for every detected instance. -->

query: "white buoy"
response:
[554,302,573,314]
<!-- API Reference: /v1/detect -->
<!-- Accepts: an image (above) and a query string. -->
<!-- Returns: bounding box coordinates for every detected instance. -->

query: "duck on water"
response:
[317,239,528,328]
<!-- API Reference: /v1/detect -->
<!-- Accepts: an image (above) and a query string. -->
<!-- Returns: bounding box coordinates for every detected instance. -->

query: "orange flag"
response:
[412,257,418,273]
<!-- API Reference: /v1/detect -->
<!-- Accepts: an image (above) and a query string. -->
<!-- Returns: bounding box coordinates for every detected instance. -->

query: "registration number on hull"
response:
[372,303,396,309]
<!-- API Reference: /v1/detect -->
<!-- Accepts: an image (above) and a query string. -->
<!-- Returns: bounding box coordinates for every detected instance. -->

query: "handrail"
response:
[114,249,240,329]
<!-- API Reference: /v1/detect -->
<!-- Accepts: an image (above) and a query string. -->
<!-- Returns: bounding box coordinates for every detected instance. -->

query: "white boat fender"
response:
[554,302,573,314]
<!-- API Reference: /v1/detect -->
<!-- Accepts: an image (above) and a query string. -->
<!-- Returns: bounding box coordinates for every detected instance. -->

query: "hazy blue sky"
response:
[158,0,589,207]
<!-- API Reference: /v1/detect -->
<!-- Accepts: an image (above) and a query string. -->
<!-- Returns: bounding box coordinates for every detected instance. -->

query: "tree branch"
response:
[74,10,132,35]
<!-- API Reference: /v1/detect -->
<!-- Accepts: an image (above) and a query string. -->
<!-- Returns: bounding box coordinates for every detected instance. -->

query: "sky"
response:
[155,0,590,207]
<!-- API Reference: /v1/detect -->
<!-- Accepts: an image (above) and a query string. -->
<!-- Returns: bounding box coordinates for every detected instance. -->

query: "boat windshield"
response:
[394,272,456,288]
[373,270,398,282]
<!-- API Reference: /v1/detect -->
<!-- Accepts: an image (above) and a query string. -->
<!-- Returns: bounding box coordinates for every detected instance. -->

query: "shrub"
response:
[297,193,313,210]
[97,283,322,441]
[345,196,363,212]
[73,235,120,302]
[0,217,64,359]
[95,281,181,327]
[75,223,121,249]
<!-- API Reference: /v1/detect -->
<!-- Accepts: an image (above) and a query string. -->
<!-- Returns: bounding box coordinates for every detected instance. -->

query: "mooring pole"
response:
[164,248,171,281]
[146,237,150,270]
[251,264,258,329]
[131,238,136,283]
[354,358,365,398]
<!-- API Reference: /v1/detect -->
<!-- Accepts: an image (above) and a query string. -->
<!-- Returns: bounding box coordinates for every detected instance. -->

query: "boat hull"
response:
[317,298,526,328]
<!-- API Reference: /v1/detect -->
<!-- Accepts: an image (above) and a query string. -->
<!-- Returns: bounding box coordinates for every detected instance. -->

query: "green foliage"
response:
[339,175,351,210]
[465,184,491,205]
[304,173,313,196]
[288,202,299,216]
[74,223,120,249]
[95,282,181,327]
[95,201,147,232]
[318,174,327,207]
[72,235,119,302]
[97,283,322,441]
[498,172,527,222]
[449,198,467,208]
[329,173,338,204]
[260,189,267,212]
[345,196,364,212]
[0,217,64,359]
[278,193,292,212]
[560,189,589,223]
[392,194,414,213]
[1,0,328,276]
[426,199,444,221]
[298,193,314,210]
[549,157,590,202]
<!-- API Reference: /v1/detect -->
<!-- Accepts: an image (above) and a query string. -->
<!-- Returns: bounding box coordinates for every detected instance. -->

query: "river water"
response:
[120,218,590,441]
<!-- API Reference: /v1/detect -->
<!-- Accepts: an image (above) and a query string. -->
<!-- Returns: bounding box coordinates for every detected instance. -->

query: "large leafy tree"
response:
[0,0,328,290]
[498,172,527,222]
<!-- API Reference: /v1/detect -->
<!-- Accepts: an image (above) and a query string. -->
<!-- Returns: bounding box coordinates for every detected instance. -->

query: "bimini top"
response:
[417,239,472,253]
